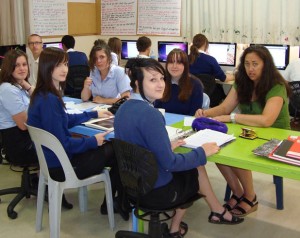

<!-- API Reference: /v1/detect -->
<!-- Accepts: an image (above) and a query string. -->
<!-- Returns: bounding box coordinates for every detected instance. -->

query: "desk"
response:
[64,96,185,137]
[174,121,300,209]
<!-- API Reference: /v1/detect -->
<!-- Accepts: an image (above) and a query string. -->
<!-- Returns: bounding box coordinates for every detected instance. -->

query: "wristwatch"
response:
[230,113,236,124]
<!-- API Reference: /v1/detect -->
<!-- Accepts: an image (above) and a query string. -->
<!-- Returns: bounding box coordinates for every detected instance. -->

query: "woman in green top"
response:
[194,45,291,217]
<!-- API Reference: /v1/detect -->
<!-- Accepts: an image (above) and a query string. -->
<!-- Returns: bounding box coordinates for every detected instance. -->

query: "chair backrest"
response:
[65,65,90,99]
[289,81,300,116]
[192,74,216,96]
[111,139,158,198]
[202,93,210,110]
[26,124,80,185]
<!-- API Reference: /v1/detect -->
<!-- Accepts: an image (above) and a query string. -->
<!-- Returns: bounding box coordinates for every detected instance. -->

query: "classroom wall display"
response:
[29,0,68,36]
[101,0,137,35]
[101,0,181,36]
[137,0,181,36]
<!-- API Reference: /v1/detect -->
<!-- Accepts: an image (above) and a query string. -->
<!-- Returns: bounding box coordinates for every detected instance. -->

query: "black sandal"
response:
[167,231,183,238]
[208,209,244,225]
[165,221,188,238]
[231,195,258,217]
[223,194,242,211]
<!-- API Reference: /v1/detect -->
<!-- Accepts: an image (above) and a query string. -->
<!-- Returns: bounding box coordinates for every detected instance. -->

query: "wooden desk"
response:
[174,122,300,209]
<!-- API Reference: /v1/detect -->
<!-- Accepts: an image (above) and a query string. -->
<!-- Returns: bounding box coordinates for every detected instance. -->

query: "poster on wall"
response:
[137,0,181,36]
[30,0,68,36]
[101,0,137,35]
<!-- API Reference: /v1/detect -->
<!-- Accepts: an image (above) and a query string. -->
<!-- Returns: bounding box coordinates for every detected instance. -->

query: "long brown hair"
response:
[162,49,192,102]
[108,37,122,64]
[189,34,209,65]
[236,45,291,107]
[30,47,68,108]
[0,49,29,85]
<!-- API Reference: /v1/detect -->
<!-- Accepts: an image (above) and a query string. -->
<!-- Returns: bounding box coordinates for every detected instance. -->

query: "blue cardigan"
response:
[114,99,207,188]
[189,53,226,81]
[154,78,203,116]
[27,93,98,168]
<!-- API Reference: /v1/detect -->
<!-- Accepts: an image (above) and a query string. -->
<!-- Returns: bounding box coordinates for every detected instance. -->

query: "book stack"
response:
[268,136,300,166]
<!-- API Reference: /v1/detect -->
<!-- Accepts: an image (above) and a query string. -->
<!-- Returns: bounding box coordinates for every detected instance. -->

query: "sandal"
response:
[164,221,188,238]
[223,194,242,211]
[208,209,244,225]
[179,221,188,236]
[167,231,183,238]
[231,195,258,217]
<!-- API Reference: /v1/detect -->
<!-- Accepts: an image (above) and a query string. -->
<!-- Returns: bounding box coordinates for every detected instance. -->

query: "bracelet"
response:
[26,86,32,92]
[230,113,236,124]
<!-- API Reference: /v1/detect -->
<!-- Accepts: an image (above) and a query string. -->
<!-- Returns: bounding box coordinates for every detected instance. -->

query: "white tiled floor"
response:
[1,161,300,238]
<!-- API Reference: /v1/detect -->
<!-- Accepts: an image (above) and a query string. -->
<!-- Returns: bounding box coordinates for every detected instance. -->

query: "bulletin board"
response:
[68,0,100,35]
[101,0,181,36]
[30,0,100,37]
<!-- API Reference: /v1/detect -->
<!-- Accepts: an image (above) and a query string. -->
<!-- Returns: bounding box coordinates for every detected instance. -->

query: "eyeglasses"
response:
[28,42,42,46]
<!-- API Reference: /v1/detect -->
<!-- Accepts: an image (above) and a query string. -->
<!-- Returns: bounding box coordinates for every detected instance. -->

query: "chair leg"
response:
[103,169,115,230]
[78,186,88,212]
[224,183,232,202]
[36,173,46,232]
[48,181,63,238]
[148,213,162,238]
[273,175,284,210]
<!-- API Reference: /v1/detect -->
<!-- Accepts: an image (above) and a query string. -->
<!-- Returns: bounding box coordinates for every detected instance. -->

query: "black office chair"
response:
[0,131,38,219]
[192,74,216,97]
[289,81,300,131]
[111,138,202,238]
[289,81,300,118]
[64,65,90,99]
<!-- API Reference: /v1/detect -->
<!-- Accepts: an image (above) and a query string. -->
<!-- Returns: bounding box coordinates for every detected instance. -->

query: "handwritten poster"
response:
[137,0,181,36]
[101,0,137,35]
[30,0,68,36]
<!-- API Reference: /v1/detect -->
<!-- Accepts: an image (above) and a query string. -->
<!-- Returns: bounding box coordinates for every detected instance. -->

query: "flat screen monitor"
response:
[250,44,290,70]
[43,41,63,50]
[208,42,237,67]
[158,41,188,62]
[121,40,139,59]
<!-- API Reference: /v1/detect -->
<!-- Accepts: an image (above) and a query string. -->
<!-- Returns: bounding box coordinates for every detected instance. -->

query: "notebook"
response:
[182,129,236,149]
[286,139,300,159]
[82,116,114,131]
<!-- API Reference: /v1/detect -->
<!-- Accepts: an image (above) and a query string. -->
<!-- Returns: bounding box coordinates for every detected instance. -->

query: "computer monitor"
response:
[43,41,63,50]
[121,40,139,59]
[208,42,237,67]
[157,41,188,62]
[250,44,290,70]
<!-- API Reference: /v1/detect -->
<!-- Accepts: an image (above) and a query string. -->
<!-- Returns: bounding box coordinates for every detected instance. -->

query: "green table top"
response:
[174,122,300,180]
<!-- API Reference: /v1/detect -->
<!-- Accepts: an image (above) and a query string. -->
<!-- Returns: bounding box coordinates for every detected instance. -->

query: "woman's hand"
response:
[98,110,113,118]
[94,131,111,146]
[83,77,93,89]
[171,139,186,151]
[213,115,231,123]
[195,109,206,118]
[201,142,220,157]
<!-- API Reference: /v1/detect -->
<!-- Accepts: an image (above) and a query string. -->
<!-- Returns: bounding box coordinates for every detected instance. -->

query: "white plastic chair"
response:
[26,124,115,238]
[202,93,210,109]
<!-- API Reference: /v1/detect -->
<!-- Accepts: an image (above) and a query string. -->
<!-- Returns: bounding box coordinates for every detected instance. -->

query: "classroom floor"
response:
[1,161,300,238]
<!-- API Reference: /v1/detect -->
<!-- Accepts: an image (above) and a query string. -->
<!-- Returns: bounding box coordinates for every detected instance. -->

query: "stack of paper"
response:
[182,129,236,149]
